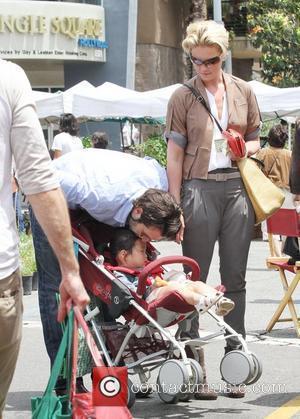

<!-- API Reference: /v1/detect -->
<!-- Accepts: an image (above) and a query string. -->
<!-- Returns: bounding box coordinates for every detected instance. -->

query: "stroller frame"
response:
[71,215,263,404]
[75,239,261,402]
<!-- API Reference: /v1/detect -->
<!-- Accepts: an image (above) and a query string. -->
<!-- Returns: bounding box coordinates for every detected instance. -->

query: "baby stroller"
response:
[70,210,262,406]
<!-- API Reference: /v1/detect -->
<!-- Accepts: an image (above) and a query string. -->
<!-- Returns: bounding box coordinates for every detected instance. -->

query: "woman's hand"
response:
[175,213,185,243]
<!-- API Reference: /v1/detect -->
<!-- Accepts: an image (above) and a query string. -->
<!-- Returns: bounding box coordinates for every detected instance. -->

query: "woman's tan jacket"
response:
[165,72,261,180]
[256,146,291,190]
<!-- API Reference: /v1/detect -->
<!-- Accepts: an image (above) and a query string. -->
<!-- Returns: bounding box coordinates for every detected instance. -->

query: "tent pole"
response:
[120,121,125,152]
[139,123,142,145]
[288,121,292,151]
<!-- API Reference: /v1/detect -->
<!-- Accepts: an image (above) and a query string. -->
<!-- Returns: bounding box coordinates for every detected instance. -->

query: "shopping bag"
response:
[237,157,285,224]
[71,306,132,419]
[31,311,73,419]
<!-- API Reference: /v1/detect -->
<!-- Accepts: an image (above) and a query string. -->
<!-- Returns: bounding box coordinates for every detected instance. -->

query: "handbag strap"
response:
[265,153,279,177]
[184,83,224,134]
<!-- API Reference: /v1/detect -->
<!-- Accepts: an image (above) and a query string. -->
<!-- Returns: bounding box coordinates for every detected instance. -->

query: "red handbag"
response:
[222,128,246,158]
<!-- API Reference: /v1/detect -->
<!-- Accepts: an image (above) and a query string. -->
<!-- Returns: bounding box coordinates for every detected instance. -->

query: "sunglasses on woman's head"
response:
[189,55,221,67]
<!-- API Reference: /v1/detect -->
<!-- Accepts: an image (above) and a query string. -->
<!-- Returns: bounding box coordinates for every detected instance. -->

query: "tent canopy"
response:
[33,80,300,123]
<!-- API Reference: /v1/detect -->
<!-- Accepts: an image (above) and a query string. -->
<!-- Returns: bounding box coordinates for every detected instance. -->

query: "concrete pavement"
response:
[4,238,300,418]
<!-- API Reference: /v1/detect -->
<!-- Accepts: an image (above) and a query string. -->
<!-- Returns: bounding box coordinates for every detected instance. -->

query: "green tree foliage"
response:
[19,233,36,276]
[247,1,300,87]
[131,134,167,167]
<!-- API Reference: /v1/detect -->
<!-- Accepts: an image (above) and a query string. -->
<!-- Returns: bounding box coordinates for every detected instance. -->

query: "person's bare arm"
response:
[229,138,260,161]
[28,188,90,321]
[53,149,62,159]
[167,139,185,242]
[245,138,261,156]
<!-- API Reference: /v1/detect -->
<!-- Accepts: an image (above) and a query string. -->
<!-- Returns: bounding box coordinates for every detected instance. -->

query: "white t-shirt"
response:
[0,59,58,279]
[53,149,168,226]
[51,132,83,155]
[206,89,232,172]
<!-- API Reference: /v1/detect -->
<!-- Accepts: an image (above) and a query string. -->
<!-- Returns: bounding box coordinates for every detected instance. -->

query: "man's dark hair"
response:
[92,131,109,149]
[132,189,182,241]
[110,228,139,263]
[59,113,79,136]
[268,124,288,148]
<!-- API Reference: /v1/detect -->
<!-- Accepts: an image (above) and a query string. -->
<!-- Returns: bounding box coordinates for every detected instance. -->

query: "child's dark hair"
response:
[110,228,139,263]
[59,113,79,136]
[92,131,109,149]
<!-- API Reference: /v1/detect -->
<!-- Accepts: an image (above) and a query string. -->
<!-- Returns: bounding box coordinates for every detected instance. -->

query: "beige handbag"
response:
[237,158,285,224]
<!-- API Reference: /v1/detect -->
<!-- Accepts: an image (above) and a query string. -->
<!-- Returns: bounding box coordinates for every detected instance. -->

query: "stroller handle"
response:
[137,256,200,296]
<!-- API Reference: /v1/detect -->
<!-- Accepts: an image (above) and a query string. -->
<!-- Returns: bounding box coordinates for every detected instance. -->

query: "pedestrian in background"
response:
[91,131,109,149]
[166,20,261,399]
[283,118,300,262]
[51,113,83,159]
[256,124,292,255]
[290,118,300,204]
[0,59,89,418]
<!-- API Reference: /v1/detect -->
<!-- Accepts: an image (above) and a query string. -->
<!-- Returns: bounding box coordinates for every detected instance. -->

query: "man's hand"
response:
[175,213,185,244]
[58,271,90,322]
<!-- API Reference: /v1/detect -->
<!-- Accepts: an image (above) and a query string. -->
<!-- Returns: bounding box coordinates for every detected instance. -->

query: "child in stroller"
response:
[71,214,262,405]
[109,228,235,317]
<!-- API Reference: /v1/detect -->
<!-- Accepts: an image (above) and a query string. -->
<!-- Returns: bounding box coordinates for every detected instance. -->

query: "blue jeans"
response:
[13,192,25,233]
[30,209,62,368]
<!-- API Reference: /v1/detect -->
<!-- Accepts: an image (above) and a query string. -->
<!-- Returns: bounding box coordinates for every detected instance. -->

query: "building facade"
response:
[0,0,133,148]
[0,0,260,149]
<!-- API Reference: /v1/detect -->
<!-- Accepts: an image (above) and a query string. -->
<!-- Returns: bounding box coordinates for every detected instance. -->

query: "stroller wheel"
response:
[127,379,136,409]
[220,350,255,386]
[157,359,189,404]
[179,358,204,402]
[246,353,263,385]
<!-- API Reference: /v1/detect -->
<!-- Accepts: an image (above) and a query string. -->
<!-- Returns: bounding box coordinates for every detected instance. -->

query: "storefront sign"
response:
[0,1,107,61]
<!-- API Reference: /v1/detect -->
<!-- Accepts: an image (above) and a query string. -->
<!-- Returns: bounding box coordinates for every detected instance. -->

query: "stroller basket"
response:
[102,323,170,364]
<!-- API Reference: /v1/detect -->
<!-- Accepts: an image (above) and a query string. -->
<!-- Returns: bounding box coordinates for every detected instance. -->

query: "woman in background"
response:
[51,113,83,159]
[256,124,292,255]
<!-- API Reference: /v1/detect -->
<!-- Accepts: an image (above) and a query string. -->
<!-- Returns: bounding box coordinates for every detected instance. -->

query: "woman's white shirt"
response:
[51,132,83,155]
[206,89,232,171]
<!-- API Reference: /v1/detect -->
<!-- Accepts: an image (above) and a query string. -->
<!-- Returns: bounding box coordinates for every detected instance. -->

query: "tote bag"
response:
[237,157,285,224]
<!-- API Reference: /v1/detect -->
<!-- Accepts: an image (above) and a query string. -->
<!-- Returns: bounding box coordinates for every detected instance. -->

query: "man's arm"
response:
[28,188,90,321]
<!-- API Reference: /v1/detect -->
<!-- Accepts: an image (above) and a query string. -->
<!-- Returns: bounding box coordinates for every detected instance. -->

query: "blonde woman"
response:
[165,20,261,399]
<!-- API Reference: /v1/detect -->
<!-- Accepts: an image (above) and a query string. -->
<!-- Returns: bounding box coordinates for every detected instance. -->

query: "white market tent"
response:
[248,80,300,120]
[33,80,300,123]
[32,80,95,122]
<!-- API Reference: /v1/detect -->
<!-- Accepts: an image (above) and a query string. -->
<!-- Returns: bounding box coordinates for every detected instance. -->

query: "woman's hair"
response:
[59,113,79,136]
[110,228,139,263]
[132,189,182,241]
[91,131,109,149]
[267,124,288,148]
[182,20,229,56]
